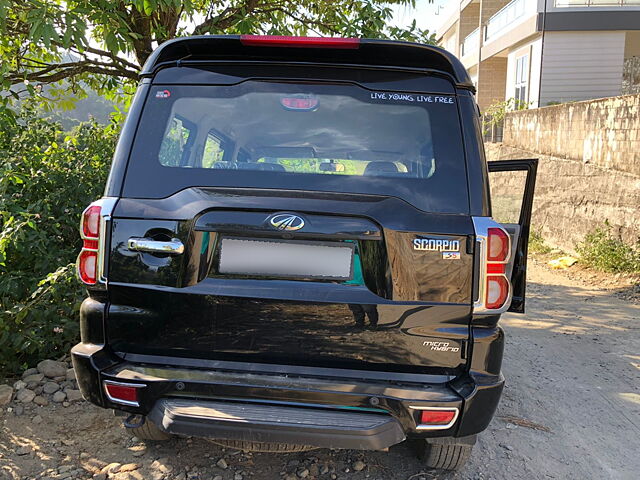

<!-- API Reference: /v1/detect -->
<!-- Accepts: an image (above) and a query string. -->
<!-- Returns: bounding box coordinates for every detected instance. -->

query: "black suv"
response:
[73,35,537,471]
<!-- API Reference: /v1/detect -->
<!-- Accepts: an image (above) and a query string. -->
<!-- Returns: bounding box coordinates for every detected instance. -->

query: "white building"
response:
[435,0,640,110]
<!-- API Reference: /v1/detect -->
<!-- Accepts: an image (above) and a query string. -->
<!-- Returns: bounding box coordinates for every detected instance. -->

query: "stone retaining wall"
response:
[486,143,640,254]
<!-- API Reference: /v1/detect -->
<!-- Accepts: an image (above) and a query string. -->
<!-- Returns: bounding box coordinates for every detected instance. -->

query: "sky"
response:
[389,0,449,33]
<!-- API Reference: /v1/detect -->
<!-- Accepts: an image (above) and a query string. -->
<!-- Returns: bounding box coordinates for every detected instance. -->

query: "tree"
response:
[0,0,435,107]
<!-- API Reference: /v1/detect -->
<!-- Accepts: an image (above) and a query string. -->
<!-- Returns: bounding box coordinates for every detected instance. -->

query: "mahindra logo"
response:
[269,213,305,231]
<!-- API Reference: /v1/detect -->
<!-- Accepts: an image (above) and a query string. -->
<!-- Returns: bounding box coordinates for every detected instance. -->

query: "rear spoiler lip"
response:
[139,35,475,92]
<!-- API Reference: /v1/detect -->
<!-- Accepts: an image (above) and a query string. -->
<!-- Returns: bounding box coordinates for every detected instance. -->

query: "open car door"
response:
[488,159,538,313]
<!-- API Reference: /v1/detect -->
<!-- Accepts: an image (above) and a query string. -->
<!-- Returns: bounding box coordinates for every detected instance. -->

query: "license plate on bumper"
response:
[218,237,355,280]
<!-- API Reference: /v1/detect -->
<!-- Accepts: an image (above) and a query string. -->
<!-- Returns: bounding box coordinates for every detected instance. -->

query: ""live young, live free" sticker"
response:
[370,92,455,104]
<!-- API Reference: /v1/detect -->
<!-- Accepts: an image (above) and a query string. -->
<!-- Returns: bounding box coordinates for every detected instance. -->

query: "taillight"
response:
[485,227,511,310]
[77,202,102,285]
[239,35,360,49]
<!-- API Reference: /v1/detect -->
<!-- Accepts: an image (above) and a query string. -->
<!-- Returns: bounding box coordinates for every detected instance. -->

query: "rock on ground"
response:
[0,384,13,405]
[15,388,36,404]
[21,367,38,378]
[65,389,83,402]
[37,359,68,378]
[52,391,66,403]
[22,373,44,384]
[43,381,60,394]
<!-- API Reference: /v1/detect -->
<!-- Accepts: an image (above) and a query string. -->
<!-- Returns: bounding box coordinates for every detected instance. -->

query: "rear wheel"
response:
[415,437,475,471]
[125,418,171,441]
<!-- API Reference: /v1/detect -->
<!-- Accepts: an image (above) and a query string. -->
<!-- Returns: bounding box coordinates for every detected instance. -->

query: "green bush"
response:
[529,230,552,254]
[577,223,640,274]
[0,105,117,376]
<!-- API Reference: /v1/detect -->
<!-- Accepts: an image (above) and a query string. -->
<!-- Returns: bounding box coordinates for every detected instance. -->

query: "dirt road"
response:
[1,261,639,480]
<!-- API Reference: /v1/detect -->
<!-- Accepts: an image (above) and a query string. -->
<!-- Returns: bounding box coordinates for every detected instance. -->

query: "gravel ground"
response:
[1,261,639,480]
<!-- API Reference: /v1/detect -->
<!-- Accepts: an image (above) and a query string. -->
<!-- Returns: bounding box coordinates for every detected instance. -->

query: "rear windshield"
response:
[123,81,469,213]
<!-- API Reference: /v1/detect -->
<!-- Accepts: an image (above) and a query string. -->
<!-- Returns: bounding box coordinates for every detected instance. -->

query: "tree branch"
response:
[6,60,139,86]
[192,0,262,35]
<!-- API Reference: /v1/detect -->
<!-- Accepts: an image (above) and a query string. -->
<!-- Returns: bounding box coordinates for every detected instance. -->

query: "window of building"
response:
[514,54,529,106]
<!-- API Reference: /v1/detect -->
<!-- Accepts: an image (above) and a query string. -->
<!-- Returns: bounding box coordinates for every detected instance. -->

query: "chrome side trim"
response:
[472,216,513,315]
[103,380,145,407]
[409,406,460,431]
[97,197,118,284]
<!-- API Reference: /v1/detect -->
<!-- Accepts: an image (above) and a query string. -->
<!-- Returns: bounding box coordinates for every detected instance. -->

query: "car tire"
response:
[125,419,171,441]
[416,439,473,471]
[209,439,316,453]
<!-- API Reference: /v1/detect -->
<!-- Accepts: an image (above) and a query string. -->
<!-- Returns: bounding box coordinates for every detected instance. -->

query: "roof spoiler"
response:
[140,35,474,91]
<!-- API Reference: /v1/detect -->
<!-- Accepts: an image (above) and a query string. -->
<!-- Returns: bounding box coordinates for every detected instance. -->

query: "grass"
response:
[528,230,552,254]
[576,224,640,274]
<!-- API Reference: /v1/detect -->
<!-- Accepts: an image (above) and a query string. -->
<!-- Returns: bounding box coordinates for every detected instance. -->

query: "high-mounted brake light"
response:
[281,95,319,111]
[240,35,360,49]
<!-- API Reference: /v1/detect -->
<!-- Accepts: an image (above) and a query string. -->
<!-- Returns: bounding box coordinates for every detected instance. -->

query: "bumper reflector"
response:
[104,381,143,406]
[411,407,459,430]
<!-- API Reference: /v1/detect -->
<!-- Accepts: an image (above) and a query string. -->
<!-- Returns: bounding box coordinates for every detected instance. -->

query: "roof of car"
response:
[140,35,474,90]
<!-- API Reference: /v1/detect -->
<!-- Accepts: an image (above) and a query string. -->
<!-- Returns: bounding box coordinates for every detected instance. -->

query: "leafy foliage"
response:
[482,97,530,135]
[0,0,435,110]
[528,230,552,255]
[0,105,117,375]
[577,222,640,274]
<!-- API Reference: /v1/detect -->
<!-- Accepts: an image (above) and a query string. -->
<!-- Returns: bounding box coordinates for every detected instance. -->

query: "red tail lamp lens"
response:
[487,263,506,274]
[104,382,141,404]
[240,35,360,49]
[487,227,509,262]
[82,205,101,238]
[486,275,509,309]
[78,250,97,284]
[419,409,457,425]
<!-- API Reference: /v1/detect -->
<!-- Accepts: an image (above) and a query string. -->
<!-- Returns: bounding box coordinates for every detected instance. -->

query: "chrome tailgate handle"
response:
[128,237,184,255]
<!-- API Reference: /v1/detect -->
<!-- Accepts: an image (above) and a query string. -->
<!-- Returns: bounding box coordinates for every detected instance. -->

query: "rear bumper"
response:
[71,341,504,450]
[150,398,405,450]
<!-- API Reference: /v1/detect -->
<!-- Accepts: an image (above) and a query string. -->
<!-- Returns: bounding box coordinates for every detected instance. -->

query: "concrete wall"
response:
[488,94,640,252]
[502,94,640,176]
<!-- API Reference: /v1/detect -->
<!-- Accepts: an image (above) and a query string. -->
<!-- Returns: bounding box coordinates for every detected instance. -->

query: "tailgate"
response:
[106,189,474,375]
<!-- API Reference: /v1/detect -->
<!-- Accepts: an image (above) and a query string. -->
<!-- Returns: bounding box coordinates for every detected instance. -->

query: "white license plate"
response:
[218,238,354,280]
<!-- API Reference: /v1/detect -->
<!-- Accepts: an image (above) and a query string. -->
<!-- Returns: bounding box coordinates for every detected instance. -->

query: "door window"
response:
[159,116,196,167]
[202,132,226,168]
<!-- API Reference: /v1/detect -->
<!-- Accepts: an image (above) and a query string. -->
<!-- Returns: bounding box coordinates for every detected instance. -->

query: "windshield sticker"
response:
[155,89,171,98]
[369,92,455,104]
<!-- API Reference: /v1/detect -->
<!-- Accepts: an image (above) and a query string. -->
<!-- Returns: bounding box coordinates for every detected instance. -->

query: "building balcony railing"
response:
[485,0,537,43]
[555,0,640,6]
[461,27,479,57]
